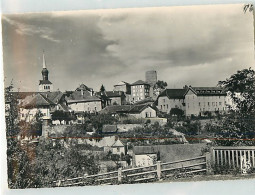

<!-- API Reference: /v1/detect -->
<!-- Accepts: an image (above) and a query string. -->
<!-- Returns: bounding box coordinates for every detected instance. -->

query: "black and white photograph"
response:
[2,2,255,191]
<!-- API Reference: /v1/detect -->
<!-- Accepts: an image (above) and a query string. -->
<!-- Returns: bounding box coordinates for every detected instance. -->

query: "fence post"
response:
[157,161,161,180]
[118,168,122,183]
[205,152,212,174]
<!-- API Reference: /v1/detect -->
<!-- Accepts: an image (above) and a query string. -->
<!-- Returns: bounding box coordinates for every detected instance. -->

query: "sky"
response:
[2,4,254,92]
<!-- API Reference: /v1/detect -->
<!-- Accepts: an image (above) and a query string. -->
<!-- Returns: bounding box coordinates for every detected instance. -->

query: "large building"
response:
[145,70,157,87]
[39,53,53,92]
[130,80,151,103]
[157,86,231,116]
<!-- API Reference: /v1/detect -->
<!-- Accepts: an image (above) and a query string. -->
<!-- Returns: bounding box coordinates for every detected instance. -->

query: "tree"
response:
[170,108,184,118]
[5,83,19,136]
[51,110,76,124]
[100,84,105,93]
[217,68,255,145]
[153,80,167,90]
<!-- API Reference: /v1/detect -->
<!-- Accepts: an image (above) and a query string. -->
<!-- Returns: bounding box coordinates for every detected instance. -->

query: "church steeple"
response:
[39,51,53,92]
[41,51,49,81]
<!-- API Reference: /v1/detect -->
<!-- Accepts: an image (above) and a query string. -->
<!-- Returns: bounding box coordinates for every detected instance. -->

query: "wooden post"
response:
[205,152,212,174]
[118,168,122,184]
[157,161,161,180]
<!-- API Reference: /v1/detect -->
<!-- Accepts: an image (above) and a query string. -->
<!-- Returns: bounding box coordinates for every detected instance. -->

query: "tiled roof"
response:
[131,80,150,86]
[191,87,226,96]
[112,139,124,147]
[65,91,101,103]
[133,97,155,105]
[158,89,187,99]
[129,104,155,114]
[100,105,132,114]
[114,81,130,86]
[75,84,93,92]
[21,93,55,108]
[39,80,52,85]
[102,125,118,133]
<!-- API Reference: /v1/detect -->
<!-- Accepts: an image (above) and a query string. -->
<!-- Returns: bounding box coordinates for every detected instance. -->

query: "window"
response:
[199,102,200,106]
[208,102,210,106]
[163,99,165,103]
[160,105,162,109]
[219,102,222,106]
[95,107,97,111]
[167,104,168,109]
[117,148,120,152]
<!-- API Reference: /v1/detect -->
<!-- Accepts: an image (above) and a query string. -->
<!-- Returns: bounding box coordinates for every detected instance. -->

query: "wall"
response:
[131,84,150,103]
[130,107,157,118]
[135,154,157,167]
[20,107,51,122]
[117,124,144,132]
[157,96,185,114]
[68,100,102,113]
[185,90,199,116]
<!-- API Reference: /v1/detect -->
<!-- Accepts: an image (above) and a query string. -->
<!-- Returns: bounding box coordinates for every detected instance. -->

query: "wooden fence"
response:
[53,155,208,187]
[211,146,255,170]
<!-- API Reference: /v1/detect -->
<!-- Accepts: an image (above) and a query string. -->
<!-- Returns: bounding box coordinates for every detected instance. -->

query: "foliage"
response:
[100,84,105,92]
[217,68,255,145]
[51,110,76,122]
[170,108,184,118]
[153,80,167,90]
[7,138,101,188]
[5,84,19,137]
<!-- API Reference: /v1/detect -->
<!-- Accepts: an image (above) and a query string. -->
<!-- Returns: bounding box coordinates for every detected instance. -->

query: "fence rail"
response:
[53,155,208,187]
[211,146,255,173]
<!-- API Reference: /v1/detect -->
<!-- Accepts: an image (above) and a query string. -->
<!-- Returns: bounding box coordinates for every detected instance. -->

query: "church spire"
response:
[43,50,46,69]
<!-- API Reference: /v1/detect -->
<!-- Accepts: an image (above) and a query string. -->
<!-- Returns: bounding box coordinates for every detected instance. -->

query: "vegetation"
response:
[216,68,255,146]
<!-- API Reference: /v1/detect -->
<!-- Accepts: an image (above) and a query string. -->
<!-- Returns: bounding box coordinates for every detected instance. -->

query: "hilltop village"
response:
[5,54,233,173]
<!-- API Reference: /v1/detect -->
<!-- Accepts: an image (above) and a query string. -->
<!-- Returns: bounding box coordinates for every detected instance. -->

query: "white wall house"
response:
[157,86,230,117]
[129,105,157,118]
[130,80,151,103]
[157,88,187,114]
[134,154,157,167]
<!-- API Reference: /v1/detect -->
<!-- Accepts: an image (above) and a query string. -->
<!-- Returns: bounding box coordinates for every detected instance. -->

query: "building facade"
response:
[131,80,151,103]
[157,86,230,117]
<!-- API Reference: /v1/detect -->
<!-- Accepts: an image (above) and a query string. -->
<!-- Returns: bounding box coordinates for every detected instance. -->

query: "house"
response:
[100,104,157,119]
[157,88,187,114]
[65,91,108,113]
[100,105,132,116]
[110,139,125,155]
[20,93,55,122]
[132,147,158,167]
[130,80,151,103]
[157,86,230,117]
[113,81,131,103]
[128,104,157,118]
[185,86,229,116]
[95,91,126,105]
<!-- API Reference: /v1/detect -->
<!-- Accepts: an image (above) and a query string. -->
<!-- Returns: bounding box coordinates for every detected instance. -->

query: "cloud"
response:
[2,16,60,42]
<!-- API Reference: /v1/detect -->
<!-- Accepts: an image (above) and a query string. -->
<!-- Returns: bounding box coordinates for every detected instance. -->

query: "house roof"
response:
[114,81,130,86]
[129,104,156,114]
[75,84,93,92]
[131,80,150,86]
[112,139,124,147]
[95,91,124,98]
[65,91,101,103]
[191,87,226,96]
[39,80,52,85]
[158,88,188,99]
[133,97,155,105]
[102,125,118,133]
[100,105,132,114]
[21,93,55,108]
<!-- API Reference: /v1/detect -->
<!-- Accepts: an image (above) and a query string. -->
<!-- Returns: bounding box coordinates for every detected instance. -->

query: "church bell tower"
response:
[39,52,53,92]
